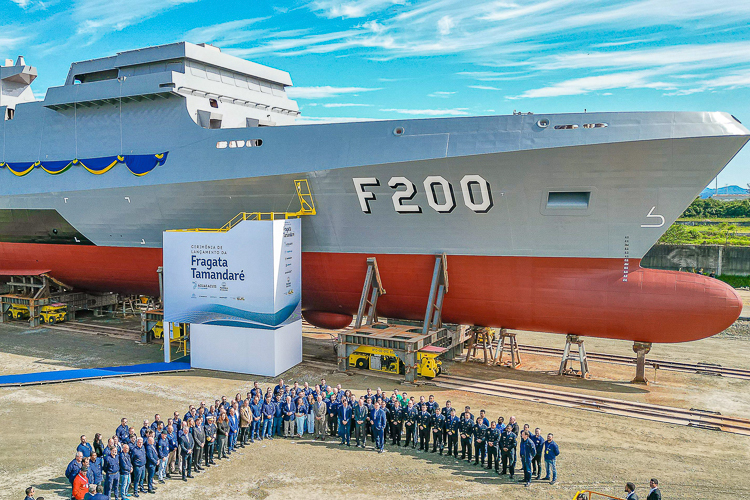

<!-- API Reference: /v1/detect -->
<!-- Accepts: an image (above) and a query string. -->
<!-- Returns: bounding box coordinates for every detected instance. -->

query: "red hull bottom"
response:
[0,242,741,343]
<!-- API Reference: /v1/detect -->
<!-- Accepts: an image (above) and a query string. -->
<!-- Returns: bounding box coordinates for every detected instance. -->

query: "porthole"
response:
[236,140,245,147]
[554,124,578,130]
[228,141,237,148]
[537,119,549,128]
[393,127,405,136]
[246,139,263,147]
[216,141,228,149]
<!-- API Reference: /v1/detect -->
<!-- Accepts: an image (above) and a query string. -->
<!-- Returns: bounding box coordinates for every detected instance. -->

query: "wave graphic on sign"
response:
[168,302,300,329]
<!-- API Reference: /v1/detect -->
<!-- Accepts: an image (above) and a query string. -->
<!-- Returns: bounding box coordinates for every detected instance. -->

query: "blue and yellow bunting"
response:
[0,152,168,177]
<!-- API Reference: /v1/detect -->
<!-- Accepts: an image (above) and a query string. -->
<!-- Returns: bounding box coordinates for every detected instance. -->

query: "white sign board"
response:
[163,218,302,376]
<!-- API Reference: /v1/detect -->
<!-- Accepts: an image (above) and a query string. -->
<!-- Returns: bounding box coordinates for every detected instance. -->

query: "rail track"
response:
[432,374,750,436]
[46,322,142,341]
[506,344,750,380]
[299,356,750,437]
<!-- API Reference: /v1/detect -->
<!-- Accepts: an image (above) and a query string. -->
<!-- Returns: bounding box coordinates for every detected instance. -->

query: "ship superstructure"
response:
[0,42,747,344]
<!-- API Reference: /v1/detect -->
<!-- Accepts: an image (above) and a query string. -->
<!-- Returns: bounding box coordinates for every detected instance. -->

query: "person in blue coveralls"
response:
[250,396,262,442]
[156,431,170,483]
[116,419,129,445]
[518,430,536,487]
[77,436,93,459]
[273,394,284,437]
[130,437,146,497]
[338,398,352,446]
[542,433,560,485]
[530,427,545,479]
[102,446,120,499]
[372,401,387,453]
[118,444,132,500]
[86,452,102,487]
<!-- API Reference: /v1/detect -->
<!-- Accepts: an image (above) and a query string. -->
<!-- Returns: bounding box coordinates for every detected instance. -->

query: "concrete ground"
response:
[1,316,749,500]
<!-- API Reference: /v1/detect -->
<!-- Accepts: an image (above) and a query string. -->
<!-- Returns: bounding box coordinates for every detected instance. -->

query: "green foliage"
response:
[658,223,750,246]
[681,198,750,219]
[716,275,750,288]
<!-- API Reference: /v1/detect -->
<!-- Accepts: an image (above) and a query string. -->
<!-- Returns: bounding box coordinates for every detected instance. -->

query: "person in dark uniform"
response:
[625,482,638,500]
[203,416,217,467]
[178,422,194,481]
[500,424,517,478]
[519,430,536,487]
[326,396,339,437]
[145,437,158,494]
[440,400,453,445]
[430,407,446,454]
[403,401,417,449]
[417,404,431,452]
[530,427,544,479]
[459,411,474,462]
[485,421,500,471]
[390,399,403,445]
[647,479,661,500]
[445,408,460,458]
[473,417,488,466]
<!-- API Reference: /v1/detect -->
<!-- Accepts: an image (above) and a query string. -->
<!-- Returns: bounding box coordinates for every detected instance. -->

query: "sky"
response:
[2,0,750,188]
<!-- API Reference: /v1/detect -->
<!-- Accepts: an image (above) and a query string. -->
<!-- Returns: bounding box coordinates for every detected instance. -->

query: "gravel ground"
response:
[1,319,750,500]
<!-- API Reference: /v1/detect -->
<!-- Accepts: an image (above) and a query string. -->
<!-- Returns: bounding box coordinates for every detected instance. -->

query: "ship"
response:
[1,42,748,344]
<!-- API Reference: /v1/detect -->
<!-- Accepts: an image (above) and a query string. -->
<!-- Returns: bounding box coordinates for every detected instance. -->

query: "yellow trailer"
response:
[348,345,444,379]
[39,304,67,324]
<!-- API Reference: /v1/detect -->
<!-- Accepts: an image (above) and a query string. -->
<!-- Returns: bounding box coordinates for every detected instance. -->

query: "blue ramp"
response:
[0,359,191,387]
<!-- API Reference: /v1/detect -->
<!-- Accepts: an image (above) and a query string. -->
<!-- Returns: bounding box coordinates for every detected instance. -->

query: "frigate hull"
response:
[0,42,748,342]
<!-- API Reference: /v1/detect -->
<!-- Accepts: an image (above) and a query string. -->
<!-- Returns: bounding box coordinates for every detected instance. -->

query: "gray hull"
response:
[0,94,748,260]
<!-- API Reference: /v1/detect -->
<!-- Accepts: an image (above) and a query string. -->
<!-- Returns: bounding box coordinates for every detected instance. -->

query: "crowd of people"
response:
[35,377,560,500]
[54,377,560,500]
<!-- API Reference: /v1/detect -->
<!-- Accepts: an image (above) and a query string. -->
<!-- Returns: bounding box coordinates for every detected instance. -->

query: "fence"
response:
[641,244,750,276]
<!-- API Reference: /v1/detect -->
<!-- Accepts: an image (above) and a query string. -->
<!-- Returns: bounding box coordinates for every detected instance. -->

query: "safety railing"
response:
[572,491,625,500]
[167,179,316,233]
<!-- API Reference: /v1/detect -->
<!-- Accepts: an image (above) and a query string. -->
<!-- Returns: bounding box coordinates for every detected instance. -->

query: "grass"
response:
[677,217,750,223]
[717,275,750,289]
[658,223,750,246]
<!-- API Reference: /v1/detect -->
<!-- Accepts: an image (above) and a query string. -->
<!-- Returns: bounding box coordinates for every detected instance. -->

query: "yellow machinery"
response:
[7,303,30,320]
[7,303,68,323]
[40,304,67,324]
[349,345,443,379]
[150,321,189,356]
[150,320,185,340]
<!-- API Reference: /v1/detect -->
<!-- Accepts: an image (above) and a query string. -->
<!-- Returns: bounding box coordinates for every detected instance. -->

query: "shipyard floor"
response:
[0,306,749,500]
